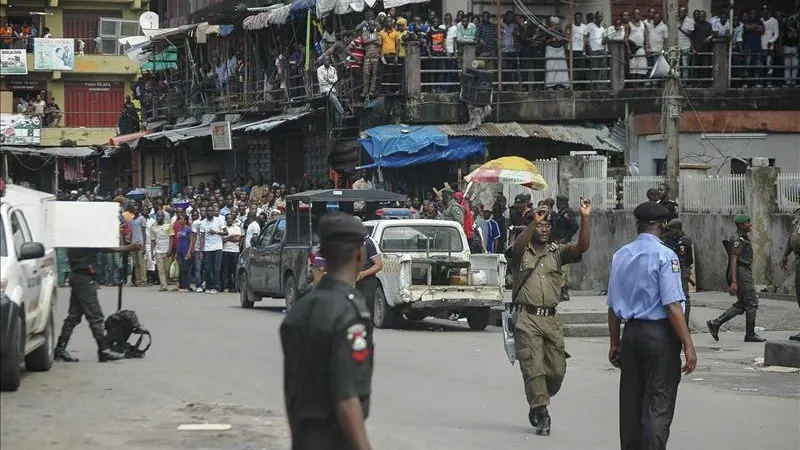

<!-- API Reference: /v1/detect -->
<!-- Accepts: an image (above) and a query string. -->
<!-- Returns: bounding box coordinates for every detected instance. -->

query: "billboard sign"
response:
[33,38,75,71]
[211,121,232,150]
[0,114,42,146]
[0,49,28,75]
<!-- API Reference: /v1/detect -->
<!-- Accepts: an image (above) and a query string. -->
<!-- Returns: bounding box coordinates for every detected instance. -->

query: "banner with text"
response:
[34,38,75,71]
[0,114,42,145]
[0,49,28,75]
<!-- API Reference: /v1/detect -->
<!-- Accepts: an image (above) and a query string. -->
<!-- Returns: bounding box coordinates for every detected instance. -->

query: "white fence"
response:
[584,155,608,179]
[504,158,559,206]
[777,173,800,213]
[680,175,746,214]
[622,176,664,210]
[569,178,617,210]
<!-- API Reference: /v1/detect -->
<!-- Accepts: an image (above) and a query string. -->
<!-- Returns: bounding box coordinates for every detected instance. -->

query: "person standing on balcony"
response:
[626,9,649,86]
[741,10,765,87]
[780,9,799,87]
[444,13,458,91]
[761,6,780,87]
[318,55,343,126]
[379,18,401,95]
[345,34,366,97]
[585,12,606,90]
[568,12,588,90]
[362,21,381,98]
[478,11,497,59]
[707,215,766,343]
[500,11,519,89]
[647,12,669,86]
[544,16,569,90]
[690,11,714,86]
[677,7,695,83]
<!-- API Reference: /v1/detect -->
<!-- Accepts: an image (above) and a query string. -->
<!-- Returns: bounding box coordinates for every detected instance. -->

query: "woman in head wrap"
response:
[545,16,569,90]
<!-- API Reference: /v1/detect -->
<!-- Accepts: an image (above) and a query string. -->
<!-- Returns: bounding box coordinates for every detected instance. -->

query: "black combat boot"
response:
[528,408,538,428]
[97,337,126,362]
[54,337,79,362]
[743,311,766,343]
[534,407,551,436]
[706,308,739,342]
[790,333,800,342]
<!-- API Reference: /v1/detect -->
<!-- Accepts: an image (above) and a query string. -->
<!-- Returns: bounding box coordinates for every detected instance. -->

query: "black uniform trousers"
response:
[619,319,682,450]
[356,276,378,315]
[59,272,106,345]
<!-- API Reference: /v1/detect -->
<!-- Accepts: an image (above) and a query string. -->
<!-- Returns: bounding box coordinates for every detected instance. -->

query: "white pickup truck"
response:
[1,194,57,391]
[363,219,506,330]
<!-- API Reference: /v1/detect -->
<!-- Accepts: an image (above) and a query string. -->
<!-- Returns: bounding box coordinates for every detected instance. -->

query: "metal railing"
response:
[569,177,617,210]
[420,55,461,92]
[731,52,800,88]
[777,173,800,213]
[622,176,664,210]
[680,174,746,214]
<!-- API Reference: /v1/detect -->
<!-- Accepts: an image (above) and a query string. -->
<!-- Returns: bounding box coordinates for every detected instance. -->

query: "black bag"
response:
[104,310,151,358]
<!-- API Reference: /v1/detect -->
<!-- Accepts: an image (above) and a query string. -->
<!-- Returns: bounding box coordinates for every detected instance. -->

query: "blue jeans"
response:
[203,250,222,291]
[193,251,203,287]
[101,252,121,285]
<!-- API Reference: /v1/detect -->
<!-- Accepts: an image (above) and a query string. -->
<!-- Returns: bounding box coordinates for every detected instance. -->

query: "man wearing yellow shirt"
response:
[379,18,401,94]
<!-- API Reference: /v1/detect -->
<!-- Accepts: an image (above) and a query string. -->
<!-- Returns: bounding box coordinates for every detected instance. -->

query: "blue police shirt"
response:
[607,233,685,321]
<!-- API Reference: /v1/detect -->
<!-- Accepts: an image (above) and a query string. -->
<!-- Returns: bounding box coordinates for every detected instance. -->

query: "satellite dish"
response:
[649,54,670,79]
[139,12,160,30]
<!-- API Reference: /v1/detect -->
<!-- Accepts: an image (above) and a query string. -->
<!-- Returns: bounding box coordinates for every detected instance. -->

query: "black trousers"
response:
[619,319,682,450]
[356,276,378,315]
[58,272,106,348]
[221,251,240,292]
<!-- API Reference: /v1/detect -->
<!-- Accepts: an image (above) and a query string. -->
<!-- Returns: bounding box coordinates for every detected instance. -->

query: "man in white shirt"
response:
[190,209,204,290]
[198,206,227,294]
[761,7,780,87]
[317,55,344,126]
[647,12,669,85]
[569,12,589,89]
[677,7,695,82]
[585,12,606,90]
[244,212,261,249]
[712,13,731,38]
[149,211,174,291]
[221,215,242,293]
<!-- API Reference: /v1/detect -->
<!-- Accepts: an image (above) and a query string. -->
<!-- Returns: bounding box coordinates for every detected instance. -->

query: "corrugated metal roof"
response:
[436,122,529,138]
[435,122,622,152]
[241,111,310,132]
[1,146,97,158]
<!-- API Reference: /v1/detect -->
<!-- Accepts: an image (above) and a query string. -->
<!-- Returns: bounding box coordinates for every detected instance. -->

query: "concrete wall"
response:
[569,211,795,292]
[633,133,800,176]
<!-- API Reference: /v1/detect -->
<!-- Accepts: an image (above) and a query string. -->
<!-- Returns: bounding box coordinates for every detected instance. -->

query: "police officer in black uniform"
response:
[663,219,694,324]
[656,183,679,220]
[281,212,374,450]
[54,244,141,363]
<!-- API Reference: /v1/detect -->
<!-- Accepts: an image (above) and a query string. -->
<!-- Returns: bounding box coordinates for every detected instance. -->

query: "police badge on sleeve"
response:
[671,260,680,273]
[347,323,370,363]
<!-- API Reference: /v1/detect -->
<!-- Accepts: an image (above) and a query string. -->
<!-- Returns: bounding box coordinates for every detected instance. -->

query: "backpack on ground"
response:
[104,310,151,358]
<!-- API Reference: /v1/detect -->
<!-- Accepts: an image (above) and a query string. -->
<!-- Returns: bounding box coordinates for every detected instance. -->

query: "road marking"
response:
[177,424,232,431]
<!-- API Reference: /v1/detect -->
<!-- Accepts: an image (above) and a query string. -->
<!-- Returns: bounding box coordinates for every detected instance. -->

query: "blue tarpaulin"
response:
[291,0,316,12]
[359,125,486,168]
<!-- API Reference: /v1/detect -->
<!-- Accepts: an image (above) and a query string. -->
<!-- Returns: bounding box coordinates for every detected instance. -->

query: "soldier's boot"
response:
[706,307,738,342]
[533,407,551,436]
[54,336,79,362]
[528,408,539,428]
[743,311,766,343]
[789,333,800,342]
[96,337,125,362]
[560,286,570,302]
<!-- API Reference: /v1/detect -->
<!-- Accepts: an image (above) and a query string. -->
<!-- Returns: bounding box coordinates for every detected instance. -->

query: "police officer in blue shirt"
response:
[606,201,697,450]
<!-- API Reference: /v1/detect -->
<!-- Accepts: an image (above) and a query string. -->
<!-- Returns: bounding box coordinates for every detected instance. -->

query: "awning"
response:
[109,130,152,147]
[1,146,97,158]
[240,111,310,133]
[142,46,178,72]
[436,122,622,152]
[359,125,486,169]
[286,189,407,203]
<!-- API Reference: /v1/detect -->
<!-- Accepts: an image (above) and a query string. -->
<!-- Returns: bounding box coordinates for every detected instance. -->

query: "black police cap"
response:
[514,194,526,204]
[633,201,671,223]
[319,212,366,243]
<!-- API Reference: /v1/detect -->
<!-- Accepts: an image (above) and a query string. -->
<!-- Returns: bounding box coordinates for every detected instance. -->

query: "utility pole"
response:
[664,0,682,199]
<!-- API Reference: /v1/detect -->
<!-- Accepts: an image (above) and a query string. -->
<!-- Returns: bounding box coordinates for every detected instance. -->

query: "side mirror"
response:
[19,242,45,261]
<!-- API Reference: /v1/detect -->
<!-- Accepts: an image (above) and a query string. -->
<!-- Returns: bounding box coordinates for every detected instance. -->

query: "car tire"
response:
[283,274,297,310]
[0,314,22,392]
[373,287,396,329]
[25,310,54,372]
[239,272,255,309]
[467,308,491,331]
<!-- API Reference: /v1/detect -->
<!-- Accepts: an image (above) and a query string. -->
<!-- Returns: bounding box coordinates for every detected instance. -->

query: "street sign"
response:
[211,121,232,150]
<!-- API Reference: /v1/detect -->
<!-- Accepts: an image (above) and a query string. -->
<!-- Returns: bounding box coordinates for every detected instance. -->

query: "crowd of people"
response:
[14,93,63,127]
[0,22,51,52]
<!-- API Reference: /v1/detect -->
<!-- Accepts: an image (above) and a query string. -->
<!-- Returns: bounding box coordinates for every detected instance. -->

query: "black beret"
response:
[633,201,671,223]
[556,194,568,201]
[319,212,366,243]
[514,194,526,203]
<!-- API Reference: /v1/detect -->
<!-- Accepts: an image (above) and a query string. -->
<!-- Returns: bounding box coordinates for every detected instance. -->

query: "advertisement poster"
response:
[0,49,28,75]
[33,38,75,71]
[0,114,42,145]
[211,121,233,150]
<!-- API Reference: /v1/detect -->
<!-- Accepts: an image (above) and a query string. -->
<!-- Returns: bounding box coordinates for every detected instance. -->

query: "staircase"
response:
[326,90,365,175]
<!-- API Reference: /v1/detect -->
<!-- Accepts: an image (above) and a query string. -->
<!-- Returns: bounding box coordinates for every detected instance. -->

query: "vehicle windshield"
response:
[379,225,463,252]
[0,215,6,257]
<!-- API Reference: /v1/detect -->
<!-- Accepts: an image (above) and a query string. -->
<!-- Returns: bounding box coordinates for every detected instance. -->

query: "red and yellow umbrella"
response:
[464,156,549,191]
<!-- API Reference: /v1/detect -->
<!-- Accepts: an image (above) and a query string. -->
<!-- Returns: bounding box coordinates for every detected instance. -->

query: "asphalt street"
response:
[1,286,798,450]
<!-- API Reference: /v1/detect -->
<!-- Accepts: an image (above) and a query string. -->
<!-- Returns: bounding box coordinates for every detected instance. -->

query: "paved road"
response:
[1,287,798,450]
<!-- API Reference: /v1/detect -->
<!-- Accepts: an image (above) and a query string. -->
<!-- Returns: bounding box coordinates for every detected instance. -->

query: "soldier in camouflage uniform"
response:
[663,219,694,324]
[780,208,800,341]
[441,189,465,226]
[707,215,765,343]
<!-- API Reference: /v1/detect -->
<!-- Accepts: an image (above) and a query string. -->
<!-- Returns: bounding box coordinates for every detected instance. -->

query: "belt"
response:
[511,304,557,317]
